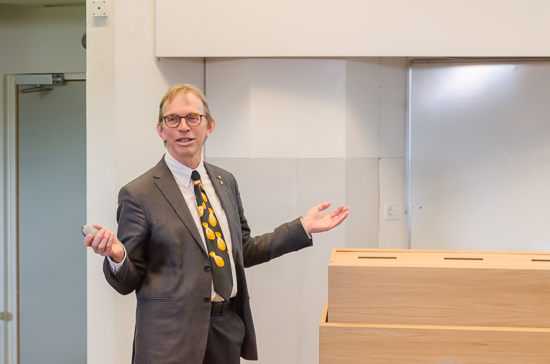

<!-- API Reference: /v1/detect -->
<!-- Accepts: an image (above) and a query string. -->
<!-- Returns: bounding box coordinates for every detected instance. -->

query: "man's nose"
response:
[178,119,191,131]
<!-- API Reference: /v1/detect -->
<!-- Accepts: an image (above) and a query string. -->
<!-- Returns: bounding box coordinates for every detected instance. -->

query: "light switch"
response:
[384,202,402,220]
[92,1,107,17]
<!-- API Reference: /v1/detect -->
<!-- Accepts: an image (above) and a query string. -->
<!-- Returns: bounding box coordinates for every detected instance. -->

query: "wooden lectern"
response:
[319,249,550,363]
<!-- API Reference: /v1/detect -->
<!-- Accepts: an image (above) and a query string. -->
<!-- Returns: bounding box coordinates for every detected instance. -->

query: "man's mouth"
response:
[177,138,193,143]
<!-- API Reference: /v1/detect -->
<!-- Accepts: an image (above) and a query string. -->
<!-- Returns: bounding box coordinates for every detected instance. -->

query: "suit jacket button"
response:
[204,296,211,303]
[204,266,211,272]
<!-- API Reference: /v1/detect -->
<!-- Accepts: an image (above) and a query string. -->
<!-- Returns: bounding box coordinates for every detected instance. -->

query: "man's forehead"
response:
[164,92,203,109]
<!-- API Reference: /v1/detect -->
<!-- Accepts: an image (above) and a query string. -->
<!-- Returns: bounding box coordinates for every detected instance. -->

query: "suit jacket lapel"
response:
[152,158,207,257]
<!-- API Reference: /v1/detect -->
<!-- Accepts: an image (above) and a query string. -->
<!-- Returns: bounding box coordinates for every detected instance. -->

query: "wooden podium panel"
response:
[328,249,550,328]
[320,303,550,364]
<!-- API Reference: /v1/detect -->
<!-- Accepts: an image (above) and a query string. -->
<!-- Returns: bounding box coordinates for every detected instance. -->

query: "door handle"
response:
[0,311,13,322]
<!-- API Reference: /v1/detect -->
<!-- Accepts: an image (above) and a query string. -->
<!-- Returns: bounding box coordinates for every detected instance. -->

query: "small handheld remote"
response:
[81,225,99,237]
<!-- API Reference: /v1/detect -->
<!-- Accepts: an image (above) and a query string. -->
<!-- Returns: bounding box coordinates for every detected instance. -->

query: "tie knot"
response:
[191,170,201,182]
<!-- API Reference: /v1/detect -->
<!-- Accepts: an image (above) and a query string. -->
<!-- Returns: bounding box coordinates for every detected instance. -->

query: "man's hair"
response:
[158,84,213,128]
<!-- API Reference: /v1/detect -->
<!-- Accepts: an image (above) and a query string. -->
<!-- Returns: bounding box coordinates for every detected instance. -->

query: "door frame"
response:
[2,72,85,364]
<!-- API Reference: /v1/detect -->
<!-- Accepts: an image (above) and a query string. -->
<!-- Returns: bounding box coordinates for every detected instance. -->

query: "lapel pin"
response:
[220,181,224,185]
[217,176,221,179]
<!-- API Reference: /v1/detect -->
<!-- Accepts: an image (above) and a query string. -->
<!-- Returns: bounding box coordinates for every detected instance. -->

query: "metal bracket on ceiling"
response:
[19,85,54,94]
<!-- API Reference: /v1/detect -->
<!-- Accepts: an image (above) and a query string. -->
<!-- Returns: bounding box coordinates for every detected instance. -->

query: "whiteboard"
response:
[410,60,550,252]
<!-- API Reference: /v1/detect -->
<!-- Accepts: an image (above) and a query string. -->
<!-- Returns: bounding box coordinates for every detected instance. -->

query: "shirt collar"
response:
[164,152,206,188]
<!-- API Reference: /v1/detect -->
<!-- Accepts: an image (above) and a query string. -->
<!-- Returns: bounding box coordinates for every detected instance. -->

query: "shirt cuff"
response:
[107,244,127,274]
[300,217,312,239]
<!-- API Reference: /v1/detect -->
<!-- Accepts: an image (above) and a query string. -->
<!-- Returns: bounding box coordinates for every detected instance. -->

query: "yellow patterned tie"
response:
[191,170,233,301]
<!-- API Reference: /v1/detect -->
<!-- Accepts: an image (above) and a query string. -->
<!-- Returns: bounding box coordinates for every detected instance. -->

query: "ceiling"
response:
[0,0,84,5]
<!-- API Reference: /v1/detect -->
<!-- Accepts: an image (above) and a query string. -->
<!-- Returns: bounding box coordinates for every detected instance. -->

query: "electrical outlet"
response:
[92,1,108,17]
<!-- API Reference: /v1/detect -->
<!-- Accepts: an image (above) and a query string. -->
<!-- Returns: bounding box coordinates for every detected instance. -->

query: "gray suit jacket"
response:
[103,158,312,364]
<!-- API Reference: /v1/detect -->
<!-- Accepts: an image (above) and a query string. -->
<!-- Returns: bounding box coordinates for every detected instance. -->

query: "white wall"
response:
[156,0,550,57]
[86,2,407,364]
[87,52,406,363]
[85,1,416,364]
[86,1,205,363]
[205,57,407,364]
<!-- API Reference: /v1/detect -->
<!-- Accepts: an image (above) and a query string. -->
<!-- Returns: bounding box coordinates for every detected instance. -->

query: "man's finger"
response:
[94,231,107,253]
[100,232,113,254]
[331,210,350,228]
[329,206,344,217]
[91,232,102,250]
[316,202,331,212]
[105,233,115,256]
[95,228,106,242]
[84,234,94,246]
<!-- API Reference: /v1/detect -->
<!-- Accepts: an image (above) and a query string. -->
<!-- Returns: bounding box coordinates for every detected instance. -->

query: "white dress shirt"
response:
[109,152,238,302]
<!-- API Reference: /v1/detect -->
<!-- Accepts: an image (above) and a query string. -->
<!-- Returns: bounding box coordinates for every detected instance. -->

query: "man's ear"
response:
[205,118,216,137]
[157,123,166,141]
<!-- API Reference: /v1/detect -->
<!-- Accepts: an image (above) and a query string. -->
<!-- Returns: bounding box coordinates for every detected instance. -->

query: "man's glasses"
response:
[163,113,204,128]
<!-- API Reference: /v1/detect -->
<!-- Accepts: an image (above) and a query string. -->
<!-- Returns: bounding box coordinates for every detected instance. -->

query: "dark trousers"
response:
[202,305,246,364]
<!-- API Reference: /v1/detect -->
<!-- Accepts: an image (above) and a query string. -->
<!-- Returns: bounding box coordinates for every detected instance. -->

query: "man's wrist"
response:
[108,244,127,267]
[110,250,125,264]
[300,217,312,239]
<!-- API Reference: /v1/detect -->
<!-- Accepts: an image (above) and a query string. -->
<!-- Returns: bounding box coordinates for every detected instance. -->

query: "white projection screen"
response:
[409,60,550,252]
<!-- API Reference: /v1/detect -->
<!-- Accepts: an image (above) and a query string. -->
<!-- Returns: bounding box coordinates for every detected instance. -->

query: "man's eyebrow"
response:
[164,112,201,116]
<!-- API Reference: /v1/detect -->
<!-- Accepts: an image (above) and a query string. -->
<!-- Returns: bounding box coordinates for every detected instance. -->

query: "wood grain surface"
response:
[320,302,550,364]
[329,249,550,328]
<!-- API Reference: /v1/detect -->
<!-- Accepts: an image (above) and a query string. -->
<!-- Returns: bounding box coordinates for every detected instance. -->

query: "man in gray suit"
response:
[85,84,349,364]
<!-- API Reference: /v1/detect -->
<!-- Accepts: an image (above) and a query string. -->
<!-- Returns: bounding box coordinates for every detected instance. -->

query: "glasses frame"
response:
[163,113,204,128]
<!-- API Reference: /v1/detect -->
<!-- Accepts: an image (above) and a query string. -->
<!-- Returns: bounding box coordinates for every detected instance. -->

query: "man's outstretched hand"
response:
[84,223,125,263]
[302,202,349,235]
